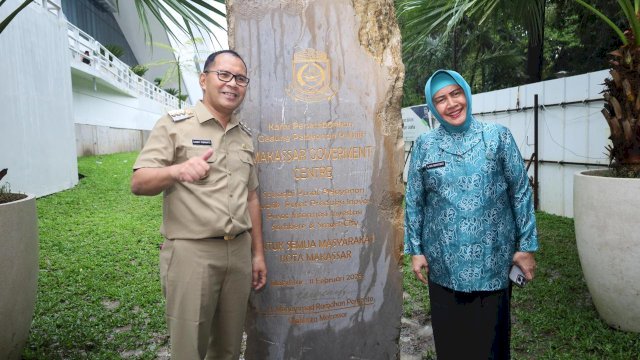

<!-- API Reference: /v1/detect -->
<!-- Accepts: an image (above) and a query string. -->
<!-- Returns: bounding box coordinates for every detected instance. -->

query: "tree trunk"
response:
[526,0,546,83]
[452,26,459,72]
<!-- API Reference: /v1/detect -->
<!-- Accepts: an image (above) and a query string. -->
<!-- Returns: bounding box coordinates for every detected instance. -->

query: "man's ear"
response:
[199,73,207,91]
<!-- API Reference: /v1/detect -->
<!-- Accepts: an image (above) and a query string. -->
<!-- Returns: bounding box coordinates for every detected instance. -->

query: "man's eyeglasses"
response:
[203,70,250,87]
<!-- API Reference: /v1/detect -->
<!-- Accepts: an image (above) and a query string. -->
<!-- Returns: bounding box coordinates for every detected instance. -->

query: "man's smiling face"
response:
[200,53,248,119]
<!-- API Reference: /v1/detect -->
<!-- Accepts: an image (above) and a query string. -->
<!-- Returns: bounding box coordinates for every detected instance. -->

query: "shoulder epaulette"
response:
[238,121,252,136]
[168,108,194,122]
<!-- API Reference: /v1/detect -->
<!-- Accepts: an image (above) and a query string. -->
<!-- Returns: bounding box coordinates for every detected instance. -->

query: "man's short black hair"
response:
[203,50,247,73]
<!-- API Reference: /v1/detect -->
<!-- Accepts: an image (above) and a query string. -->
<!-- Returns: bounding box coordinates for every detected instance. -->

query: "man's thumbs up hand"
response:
[171,148,214,183]
[200,148,214,161]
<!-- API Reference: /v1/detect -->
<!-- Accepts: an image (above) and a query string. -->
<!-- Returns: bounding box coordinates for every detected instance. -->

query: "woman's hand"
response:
[411,255,430,285]
[512,251,536,281]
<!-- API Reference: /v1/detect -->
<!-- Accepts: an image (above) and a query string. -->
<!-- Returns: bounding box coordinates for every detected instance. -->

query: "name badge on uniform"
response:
[425,161,446,169]
[192,139,212,146]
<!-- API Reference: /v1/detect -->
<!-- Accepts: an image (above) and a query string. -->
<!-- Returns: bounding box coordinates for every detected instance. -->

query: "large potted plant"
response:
[0,169,39,359]
[573,0,640,333]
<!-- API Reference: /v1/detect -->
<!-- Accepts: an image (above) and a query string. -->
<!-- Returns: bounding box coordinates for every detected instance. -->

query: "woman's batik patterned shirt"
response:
[404,119,538,292]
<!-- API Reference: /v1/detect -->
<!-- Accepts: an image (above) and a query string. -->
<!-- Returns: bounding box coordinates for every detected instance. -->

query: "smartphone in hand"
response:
[509,265,527,287]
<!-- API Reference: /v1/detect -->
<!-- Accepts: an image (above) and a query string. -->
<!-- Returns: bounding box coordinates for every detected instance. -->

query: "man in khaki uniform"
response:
[131,50,266,360]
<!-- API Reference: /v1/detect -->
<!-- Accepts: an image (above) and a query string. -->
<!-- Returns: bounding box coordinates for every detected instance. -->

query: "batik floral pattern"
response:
[404,119,538,292]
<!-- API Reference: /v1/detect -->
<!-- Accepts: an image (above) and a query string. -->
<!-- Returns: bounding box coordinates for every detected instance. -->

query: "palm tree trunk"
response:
[452,26,459,71]
[469,45,482,89]
[526,0,546,83]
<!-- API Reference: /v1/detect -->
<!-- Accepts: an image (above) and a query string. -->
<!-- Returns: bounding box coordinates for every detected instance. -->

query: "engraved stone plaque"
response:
[228,1,405,358]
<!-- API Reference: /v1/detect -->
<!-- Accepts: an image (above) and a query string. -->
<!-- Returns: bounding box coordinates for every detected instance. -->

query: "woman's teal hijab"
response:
[424,69,474,133]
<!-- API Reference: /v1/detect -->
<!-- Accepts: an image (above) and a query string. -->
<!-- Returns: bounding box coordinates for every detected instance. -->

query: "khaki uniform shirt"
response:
[134,101,258,240]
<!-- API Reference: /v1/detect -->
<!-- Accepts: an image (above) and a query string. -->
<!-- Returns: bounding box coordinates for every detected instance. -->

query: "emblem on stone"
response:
[286,48,335,103]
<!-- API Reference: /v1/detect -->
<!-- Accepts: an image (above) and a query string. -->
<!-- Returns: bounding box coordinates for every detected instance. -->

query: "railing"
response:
[32,0,62,17]
[66,23,180,109]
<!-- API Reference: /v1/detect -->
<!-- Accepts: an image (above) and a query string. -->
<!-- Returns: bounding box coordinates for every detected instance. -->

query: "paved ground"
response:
[157,315,435,359]
[399,316,435,359]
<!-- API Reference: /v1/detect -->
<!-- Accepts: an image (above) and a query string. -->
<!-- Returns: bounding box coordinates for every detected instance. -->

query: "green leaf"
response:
[0,0,33,34]
[124,0,226,46]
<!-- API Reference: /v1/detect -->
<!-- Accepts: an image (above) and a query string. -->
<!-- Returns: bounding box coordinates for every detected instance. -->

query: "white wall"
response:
[0,1,78,197]
[75,124,150,156]
[473,70,609,218]
[70,69,169,155]
[71,73,167,131]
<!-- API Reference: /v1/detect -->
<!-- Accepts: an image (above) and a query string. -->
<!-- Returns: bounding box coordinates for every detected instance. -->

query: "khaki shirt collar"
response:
[194,101,239,130]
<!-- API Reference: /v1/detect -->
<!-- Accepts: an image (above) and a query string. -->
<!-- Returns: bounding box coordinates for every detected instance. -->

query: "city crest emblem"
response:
[286,48,335,103]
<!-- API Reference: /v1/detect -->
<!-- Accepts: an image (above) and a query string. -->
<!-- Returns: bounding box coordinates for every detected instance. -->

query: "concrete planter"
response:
[573,170,640,332]
[0,194,38,359]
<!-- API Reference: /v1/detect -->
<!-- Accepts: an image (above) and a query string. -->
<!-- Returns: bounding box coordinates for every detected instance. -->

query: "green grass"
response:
[402,212,640,359]
[25,152,166,359]
[402,255,430,319]
[510,213,640,359]
[25,152,640,359]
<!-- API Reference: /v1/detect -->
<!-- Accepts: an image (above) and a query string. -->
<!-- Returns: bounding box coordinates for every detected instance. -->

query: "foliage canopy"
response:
[395,0,623,106]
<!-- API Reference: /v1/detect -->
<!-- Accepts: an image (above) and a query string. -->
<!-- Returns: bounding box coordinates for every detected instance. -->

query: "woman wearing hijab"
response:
[404,69,538,359]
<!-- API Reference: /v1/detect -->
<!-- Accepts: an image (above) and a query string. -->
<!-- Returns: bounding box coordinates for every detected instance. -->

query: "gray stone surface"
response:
[399,353,422,360]
[229,1,405,359]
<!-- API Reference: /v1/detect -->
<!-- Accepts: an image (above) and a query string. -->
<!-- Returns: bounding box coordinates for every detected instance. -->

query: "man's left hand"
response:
[252,255,267,290]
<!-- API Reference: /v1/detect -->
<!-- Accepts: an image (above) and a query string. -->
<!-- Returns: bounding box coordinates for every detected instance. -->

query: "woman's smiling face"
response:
[432,84,467,127]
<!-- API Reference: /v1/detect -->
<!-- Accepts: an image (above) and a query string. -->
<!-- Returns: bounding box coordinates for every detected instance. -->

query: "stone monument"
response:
[228,1,405,358]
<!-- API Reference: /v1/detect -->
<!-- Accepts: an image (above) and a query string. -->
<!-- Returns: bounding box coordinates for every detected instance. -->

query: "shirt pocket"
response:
[420,160,446,191]
[233,149,254,184]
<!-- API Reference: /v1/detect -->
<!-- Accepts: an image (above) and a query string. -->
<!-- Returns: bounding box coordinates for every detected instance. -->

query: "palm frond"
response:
[0,0,33,34]
[617,0,640,46]
[124,0,226,46]
[574,0,628,45]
